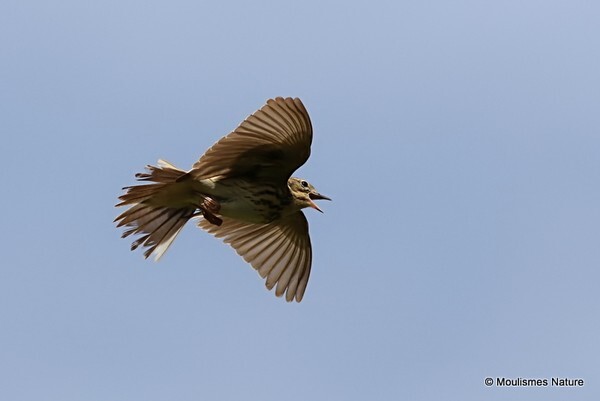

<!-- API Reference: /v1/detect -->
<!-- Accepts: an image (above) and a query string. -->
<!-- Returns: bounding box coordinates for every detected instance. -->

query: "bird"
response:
[114,97,329,302]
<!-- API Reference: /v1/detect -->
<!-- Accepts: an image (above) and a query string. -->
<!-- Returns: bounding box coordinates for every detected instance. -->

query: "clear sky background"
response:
[1,1,599,400]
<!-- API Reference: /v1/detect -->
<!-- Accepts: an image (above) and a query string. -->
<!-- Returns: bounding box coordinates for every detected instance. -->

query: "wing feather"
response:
[198,212,312,302]
[191,97,312,182]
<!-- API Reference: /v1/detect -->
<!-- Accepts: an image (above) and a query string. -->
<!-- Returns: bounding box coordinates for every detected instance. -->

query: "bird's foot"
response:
[199,196,223,226]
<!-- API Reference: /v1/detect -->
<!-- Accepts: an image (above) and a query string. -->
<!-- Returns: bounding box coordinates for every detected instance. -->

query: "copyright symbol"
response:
[485,377,494,386]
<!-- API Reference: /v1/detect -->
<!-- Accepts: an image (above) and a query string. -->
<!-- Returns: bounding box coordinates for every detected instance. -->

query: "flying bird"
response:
[115,97,329,302]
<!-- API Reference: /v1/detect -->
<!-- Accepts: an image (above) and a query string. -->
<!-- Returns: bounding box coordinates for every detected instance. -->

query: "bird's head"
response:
[288,177,331,212]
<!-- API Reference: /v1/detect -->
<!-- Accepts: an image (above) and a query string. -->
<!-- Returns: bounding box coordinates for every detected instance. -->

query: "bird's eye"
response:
[301,180,308,187]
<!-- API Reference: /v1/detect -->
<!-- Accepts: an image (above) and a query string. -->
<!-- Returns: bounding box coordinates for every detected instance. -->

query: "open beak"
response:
[309,192,331,213]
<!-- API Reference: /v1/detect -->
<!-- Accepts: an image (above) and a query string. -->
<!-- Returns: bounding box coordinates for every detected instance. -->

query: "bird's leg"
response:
[199,196,223,226]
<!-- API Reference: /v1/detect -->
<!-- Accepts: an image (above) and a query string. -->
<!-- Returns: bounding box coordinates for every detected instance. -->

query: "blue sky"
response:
[1,1,599,400]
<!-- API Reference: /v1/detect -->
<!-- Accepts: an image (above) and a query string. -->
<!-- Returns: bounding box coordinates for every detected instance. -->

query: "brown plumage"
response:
[115,97,329,302]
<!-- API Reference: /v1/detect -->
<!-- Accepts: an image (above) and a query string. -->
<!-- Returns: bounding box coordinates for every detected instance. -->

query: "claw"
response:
[199,196,222,226]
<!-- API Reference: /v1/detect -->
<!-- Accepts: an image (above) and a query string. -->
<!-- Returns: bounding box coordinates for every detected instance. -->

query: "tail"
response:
[115,159,198,260]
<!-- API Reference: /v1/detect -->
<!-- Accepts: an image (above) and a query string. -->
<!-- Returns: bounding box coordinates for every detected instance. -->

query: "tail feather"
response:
[117,160,189,207]
[115,160,198,261]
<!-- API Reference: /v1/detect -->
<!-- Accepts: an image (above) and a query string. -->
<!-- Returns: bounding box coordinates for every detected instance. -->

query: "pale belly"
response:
[218,197,274,223]
[196,177,291,224]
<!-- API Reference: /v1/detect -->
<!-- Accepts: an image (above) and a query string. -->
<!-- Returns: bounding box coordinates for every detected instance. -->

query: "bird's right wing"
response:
[190,97,312,183]
[198,212,312,302]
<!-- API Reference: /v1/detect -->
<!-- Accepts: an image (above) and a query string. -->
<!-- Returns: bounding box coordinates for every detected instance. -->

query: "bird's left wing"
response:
[190,97,312,183]
[198,212,312,302]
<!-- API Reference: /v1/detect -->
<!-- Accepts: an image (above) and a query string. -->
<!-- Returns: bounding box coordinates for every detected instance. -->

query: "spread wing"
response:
[198,212,312,302]
[190,97,312,183]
